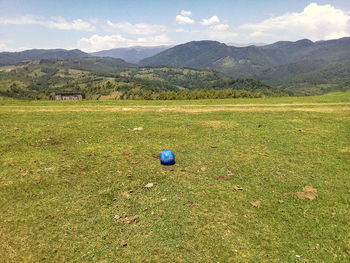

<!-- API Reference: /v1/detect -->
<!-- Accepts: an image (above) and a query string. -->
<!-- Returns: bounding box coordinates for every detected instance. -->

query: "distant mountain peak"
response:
[139,37,350,94]
[90,45,171,63]
[0,48,89,66]
[226,42,267,47]
[296,39,313,44]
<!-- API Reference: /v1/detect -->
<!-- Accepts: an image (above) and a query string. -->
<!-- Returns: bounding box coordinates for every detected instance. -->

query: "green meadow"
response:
[0,92,349,262]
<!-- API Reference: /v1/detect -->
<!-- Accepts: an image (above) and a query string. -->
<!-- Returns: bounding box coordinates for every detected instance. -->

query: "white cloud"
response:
[249,31,270,37]
[0,40,32,52]
[325,31,349,40]
[107,21,167,35]
[241,3,350,41]
[48,17,95,31]
[0,39,7,48]
[176,15,194,24]
[210,24,229,31]
[175,10,195,24]
[0,15,95,31]
[0,40,10,51]
[201,16,220,26]
[77,34,170,52]
[174,28,200,33]
[180,10,192,16]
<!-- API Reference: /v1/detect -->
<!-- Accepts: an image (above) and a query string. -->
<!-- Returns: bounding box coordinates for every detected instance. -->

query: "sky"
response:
[0,0,349,52]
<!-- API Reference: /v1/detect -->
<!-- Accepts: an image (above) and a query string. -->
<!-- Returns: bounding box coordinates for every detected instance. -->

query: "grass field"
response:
[0,92,349,262]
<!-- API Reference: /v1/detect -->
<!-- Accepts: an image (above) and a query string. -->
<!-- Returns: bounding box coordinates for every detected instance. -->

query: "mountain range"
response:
[91,45,171,63]
[0,49,89,66]
[0,37,349,95]
[226,42,267,47]
[139,37,350,94]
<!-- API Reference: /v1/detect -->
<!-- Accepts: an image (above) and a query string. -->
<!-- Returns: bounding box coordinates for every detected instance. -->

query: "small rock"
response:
[227,170,234,176]
[133,127,143,131]
[124,215,139,224]
[277,200,284,203]
[34,176,41,184]
[200,167,206,172]
[145,183,154,188]
[250,200,261,208]
[120,241,127,247]
[233,185,243,191]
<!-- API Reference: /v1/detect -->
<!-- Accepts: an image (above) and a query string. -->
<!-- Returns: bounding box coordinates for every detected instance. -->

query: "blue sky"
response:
[0,0,349,52]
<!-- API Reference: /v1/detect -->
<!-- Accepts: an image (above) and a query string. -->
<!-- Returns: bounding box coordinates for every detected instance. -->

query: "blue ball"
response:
[160,150,175,165]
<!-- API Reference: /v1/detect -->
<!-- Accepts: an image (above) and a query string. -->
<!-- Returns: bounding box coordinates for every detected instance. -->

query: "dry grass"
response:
[1,102,349,114]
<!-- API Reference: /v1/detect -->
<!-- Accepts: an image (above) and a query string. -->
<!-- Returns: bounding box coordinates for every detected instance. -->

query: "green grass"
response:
[0,92,349,262]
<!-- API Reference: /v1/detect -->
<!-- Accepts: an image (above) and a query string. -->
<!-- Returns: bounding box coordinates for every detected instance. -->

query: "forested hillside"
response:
[0,58,276,100]
[140,38,350,95]
[0,49,90,66]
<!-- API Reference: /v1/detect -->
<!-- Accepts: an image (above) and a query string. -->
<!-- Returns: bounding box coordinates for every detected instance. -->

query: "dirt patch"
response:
[163,166,175,171]
[41,137,61,146]
[295,186,317,200]
[151,153,159,159]
[114,215,139,224]
[187,202,198,207]
[2,102,350,113]
[214,176,231,180]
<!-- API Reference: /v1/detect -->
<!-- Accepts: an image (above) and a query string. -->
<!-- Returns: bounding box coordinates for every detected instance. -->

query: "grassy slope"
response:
[0,92,349,262]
